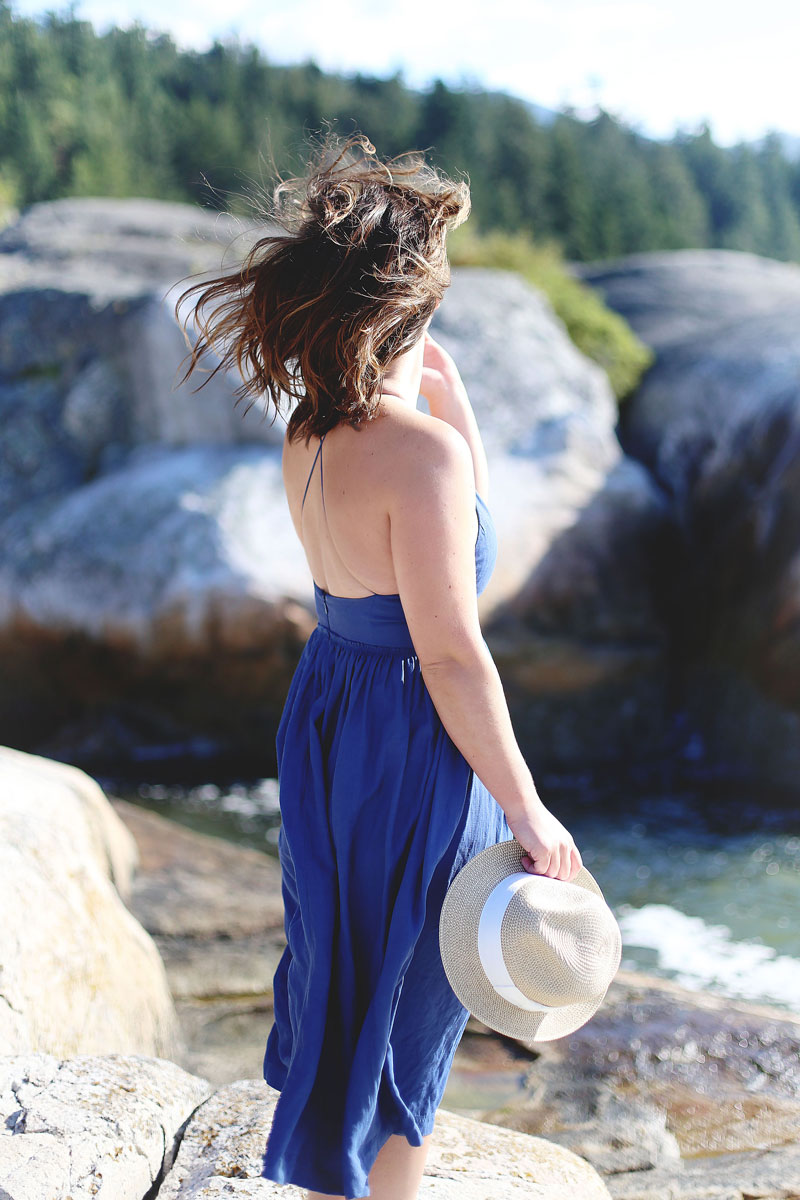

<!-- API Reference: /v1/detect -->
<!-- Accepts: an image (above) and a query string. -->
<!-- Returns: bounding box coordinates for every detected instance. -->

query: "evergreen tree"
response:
[647,141,709,248]
[724,142,773,254]
[758,132,800,260]
[545,115,594,260]
[677,122,739,244]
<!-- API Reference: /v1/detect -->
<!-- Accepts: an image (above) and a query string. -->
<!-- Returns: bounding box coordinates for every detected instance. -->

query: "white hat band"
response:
[477,872,554,1012]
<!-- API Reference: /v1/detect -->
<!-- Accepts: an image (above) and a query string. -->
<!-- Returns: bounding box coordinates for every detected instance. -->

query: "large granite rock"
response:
[0,200,671,772]
[0,1052,213,1200]
[0,198,672,776]
[0,747,179,1058]
[0,1053,611,1199]
[0,197,283,514]
[159,1077,611,1199]
[0,442,315,758]
[429,270,676,771]
[575,249,800,785]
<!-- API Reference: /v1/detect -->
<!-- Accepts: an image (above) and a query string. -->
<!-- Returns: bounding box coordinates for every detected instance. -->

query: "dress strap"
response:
[301,433,327,512]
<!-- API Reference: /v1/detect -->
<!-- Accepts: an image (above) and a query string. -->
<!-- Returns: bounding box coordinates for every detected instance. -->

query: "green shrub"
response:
[0,168,20,231]
[447,227,654,402]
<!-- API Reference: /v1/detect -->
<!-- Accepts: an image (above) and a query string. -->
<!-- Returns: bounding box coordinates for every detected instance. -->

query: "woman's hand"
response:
[419,333,467,411]
[418,332,490,497]
[505,797,584,883]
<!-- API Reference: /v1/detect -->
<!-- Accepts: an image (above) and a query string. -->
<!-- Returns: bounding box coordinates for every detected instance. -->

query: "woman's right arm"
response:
[388,418,582,882]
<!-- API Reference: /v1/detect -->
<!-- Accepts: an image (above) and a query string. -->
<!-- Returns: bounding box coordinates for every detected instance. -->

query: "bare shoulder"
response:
[281,405,474,520]
[376,406,475,504]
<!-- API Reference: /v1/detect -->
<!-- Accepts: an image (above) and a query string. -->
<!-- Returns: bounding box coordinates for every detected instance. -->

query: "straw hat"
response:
[438,837,622,1041]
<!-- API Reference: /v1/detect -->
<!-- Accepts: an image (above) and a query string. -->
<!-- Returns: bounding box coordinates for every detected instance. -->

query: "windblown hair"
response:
[173,130,471,444]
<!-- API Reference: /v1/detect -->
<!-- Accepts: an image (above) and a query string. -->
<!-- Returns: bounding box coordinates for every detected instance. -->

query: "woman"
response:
[174,132,582,1200]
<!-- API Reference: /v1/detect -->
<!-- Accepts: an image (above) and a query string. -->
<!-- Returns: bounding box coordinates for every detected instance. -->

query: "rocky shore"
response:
[0,748,611,1198]
[114,792,800,1200]
[3,748,797,1199]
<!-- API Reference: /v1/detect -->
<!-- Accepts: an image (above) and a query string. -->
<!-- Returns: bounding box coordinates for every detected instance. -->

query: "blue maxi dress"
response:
[261,432,514,1198]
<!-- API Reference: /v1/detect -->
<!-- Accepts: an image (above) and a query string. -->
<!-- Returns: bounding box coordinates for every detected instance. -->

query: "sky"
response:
[12,0,800,147]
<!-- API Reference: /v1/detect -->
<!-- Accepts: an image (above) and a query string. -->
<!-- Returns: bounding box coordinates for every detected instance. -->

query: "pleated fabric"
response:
[261,491,514,1199]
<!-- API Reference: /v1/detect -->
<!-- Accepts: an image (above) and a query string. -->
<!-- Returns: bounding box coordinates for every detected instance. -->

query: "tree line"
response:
[3,0,800,263]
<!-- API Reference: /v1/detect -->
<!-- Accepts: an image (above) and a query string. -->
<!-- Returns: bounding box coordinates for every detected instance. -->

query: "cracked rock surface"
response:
[157,1079,611,1199]
[0,1052,212,1200]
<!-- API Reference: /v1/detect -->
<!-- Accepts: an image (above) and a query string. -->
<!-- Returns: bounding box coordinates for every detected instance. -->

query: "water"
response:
[106,774,800,1016]
[575,809,800,1010]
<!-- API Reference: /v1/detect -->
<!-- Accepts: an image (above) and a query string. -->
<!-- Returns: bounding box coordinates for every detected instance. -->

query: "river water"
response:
[108,773,800,1016]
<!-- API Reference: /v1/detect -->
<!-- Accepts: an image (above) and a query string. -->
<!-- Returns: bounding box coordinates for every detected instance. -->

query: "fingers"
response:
[570,844,583,881]
[521,842,582,881]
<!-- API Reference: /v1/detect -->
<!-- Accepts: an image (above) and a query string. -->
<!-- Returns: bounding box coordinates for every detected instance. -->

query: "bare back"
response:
[283,401,480,601]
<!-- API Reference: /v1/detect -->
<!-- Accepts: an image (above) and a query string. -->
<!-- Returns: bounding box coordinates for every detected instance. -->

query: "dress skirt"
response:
[261,506,511,1198]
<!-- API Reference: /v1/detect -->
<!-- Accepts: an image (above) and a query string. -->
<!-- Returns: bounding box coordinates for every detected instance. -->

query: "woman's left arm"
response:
[420,333,490,500]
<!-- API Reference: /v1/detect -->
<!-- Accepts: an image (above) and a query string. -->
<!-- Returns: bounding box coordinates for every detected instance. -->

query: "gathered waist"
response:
[314,584,416,652]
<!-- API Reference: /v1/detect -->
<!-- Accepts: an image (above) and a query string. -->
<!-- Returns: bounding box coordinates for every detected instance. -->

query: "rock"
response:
[109,796,287,1087]
[430,267,620,465]
[574,249,800,786]
[0,197,303,765]
[0,747,179,1057]
[0,201,674,777]
[421,1106,612,1198]
[481,456,676,768]
[0,1052,213,1200]
[474,966,800,1200]
[157,1077,611,1199]
[0,197,282,514]
[605,1142,800,1200]
[0,443,315,760]
[109,796,284,947]
[432,269,627,607]
[571,248,800,357]
[434,271,677,769]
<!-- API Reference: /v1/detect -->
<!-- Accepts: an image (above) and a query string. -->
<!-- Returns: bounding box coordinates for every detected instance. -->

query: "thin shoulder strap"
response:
[318,432,327,516]
[301,432,327,512]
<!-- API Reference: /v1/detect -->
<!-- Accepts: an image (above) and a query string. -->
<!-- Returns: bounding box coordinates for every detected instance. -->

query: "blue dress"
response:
[261,432,514,1198]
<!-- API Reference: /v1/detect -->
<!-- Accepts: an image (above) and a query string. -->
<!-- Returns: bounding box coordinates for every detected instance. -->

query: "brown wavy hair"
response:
[172,130,471,444]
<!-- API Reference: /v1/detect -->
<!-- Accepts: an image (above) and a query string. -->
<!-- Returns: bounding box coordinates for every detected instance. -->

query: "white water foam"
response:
[616,903,800,1010]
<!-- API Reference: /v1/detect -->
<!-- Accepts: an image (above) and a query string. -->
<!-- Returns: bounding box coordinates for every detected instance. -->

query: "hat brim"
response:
[438,836,619,1042]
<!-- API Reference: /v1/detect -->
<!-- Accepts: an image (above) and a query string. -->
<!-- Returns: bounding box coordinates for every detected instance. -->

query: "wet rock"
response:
[108,797,284,950]
[606,1141,800,1200]
[0,1052,212,1200]
[474,967,800,1199]
[0,747,178,1058]
[109,796,285,1086]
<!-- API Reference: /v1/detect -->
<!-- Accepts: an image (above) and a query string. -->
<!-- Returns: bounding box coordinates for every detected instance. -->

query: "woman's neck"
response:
[379,337,425,409]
